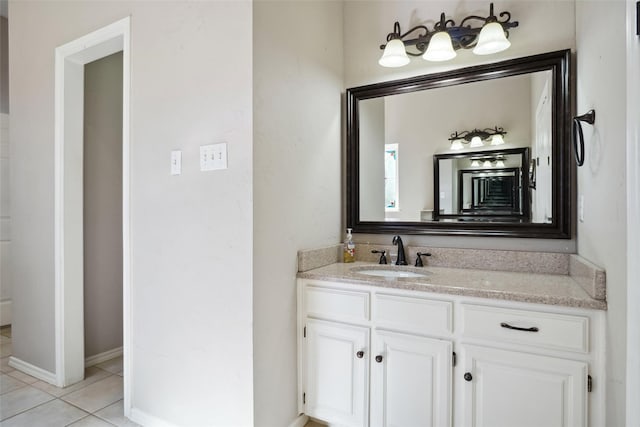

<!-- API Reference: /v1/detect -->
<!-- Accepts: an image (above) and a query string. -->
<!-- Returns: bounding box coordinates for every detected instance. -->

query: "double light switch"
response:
[200,143,228,171]
[170,143,228,175]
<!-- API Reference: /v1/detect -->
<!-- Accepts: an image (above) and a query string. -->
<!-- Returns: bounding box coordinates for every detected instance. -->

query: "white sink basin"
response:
[352,267,431,279]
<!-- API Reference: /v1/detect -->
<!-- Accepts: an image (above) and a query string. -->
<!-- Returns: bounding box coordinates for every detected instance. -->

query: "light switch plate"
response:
[200,143,228,171]
[171,150,182,175]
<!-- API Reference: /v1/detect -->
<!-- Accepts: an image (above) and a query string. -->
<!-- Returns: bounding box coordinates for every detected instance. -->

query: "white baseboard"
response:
[289,414,310,427]
[85,346,123,367]
[130,407,179,427]
[0,300,11,326]
[8,356,57,385]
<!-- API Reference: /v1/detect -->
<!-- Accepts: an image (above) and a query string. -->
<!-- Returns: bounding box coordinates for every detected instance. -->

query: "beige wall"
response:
[626,1,640,422]
[9,2,253,425]
[253,1,343,425]
[359,97,385,220]
[575,1,628,425]
[344,0,577,252]
[1,16,7,114]
[83,52,123,359]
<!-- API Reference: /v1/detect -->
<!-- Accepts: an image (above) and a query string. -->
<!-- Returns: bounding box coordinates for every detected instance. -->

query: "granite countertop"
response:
[297,261,607,310]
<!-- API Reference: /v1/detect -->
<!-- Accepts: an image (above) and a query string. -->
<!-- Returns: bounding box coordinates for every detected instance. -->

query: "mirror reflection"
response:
[358,70,552,224]
[434,148,533,222]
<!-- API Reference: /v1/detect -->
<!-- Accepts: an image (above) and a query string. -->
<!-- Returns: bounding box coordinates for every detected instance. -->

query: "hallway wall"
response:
[83,52,123,359]
[9,2,253,426]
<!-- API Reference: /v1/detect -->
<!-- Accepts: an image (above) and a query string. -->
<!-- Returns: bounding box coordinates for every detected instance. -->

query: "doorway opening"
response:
[82,52,124,369]
[54,17,131,412]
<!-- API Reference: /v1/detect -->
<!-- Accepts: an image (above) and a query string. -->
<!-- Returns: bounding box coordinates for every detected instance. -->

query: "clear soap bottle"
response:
[343,228,356,263]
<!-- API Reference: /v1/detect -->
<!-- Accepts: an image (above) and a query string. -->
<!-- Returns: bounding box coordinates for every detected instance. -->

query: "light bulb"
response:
[471,160,480,167]
[469,136,484,148]
[379,39,410,68]
[483,160,492,168]
[423,31,457,62]
[450,140,464,150]
[491,134,505,145]
[473,22,511,55]
[496,159,505,168]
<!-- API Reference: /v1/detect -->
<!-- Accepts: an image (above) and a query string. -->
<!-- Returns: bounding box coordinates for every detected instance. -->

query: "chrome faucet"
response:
[392,235,407,265]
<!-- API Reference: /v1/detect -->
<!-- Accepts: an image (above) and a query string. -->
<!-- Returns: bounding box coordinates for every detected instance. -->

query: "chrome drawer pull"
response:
[500,322,539,332]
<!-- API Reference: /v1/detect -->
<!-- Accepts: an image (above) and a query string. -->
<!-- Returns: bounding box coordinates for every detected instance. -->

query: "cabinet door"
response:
[305,319,369,427]
[370,330,452,427]
[460,345,587,427]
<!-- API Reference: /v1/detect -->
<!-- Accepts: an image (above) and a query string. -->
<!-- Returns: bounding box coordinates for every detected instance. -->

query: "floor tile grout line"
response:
[64,413,119,427]
[90,397,125,416]
[38,372,116,399]
[61,397,103,417]
[0,374,30,396]
[0,391,58,423]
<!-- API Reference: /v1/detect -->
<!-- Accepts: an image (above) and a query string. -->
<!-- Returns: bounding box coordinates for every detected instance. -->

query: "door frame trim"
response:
[54,16,131,414]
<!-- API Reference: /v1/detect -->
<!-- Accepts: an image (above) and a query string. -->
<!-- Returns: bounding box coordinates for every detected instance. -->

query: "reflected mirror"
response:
[434,148,529,221]
[347,50,571,238]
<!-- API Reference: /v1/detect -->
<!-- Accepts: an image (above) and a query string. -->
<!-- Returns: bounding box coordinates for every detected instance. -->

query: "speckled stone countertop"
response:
[297,261,607,310]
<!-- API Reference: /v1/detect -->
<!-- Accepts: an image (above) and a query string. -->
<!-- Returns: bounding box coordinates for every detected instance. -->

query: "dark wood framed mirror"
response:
[346,50,572,238]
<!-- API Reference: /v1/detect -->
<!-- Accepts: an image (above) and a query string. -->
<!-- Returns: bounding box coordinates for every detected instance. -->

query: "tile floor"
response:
[0,325,139,426]
[0,325,325,427]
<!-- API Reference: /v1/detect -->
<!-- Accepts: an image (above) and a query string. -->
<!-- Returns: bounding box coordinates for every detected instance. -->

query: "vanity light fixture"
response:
[470,155,506,168]
[378,3,518,68]
[449,126,507,150]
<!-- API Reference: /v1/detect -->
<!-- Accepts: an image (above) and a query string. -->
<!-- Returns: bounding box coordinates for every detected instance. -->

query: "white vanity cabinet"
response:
[369,330,451,427]
[459,345,587,427]
[299,281,453,427]
[298,278,604,427]
[457,303,594,427]
[304,319,369,427]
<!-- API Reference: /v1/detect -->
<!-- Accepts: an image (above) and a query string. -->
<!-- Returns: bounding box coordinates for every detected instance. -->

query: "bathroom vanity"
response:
[296,256,606,427]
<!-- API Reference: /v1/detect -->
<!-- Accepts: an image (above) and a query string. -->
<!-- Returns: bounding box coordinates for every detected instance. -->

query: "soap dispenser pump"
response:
[344,228,356,263]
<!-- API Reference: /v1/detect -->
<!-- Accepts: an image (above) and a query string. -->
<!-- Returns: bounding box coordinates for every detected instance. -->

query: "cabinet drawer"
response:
[374,293,452,336]
[305,285,370,323]
[461,304,589,353]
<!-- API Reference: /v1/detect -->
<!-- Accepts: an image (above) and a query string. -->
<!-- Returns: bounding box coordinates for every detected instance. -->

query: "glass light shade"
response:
[379,39,411,67]
[471,160,480,167]
[450,140,464,150]
[483,160,492,168]
[469,136,484,148]
[496,159,505,168]
[491,134,505,145]
[423,31,457,62]
[473,22,511,55]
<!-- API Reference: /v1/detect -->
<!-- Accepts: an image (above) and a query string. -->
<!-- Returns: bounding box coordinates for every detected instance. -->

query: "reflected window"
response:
[385,144,399,211]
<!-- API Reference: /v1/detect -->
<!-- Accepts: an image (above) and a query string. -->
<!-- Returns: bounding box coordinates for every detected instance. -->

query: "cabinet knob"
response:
[464,372,473,382]
[356,351,364,359]
[375,355,383,363]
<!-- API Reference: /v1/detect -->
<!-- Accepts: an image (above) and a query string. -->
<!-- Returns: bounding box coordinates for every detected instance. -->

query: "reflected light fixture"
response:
[469,136,484,148]
[482,160,493,168]
[495,158,506,168]
[490,133,505,146]
[448,126,507,151]
[379,3,518,67]
[450,140,465,151]
[471,159,481,167]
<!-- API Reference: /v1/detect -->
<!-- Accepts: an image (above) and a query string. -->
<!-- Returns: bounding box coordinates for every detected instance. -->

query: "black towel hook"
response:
[572,110,595,167]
